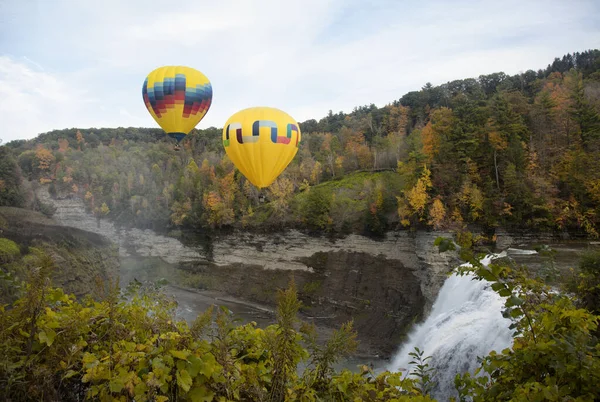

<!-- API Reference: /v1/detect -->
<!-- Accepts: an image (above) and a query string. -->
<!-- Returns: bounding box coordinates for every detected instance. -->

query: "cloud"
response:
[0,56,92,142]
[0,0,599,142]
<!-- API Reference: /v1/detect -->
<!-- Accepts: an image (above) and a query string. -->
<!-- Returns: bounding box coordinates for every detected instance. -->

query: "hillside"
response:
[3,49,600,238]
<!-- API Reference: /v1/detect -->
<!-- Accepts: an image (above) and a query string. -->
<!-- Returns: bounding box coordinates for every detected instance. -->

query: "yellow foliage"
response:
[396,196,411,227]
[310,161,323,185]
[170,199,192,226]
[421,122,438,162]
[585,179,600,205]
[406,180,429,217]
[405,165,432,219]
[202,190,235,227]
[451,207,464,225]
[269,177,294,219]
[459,180,484,220]
[428,198,446,229]
[502,202,513,216]
[488,129,508,151]
[186,159,200,175]
[35,146,55,171]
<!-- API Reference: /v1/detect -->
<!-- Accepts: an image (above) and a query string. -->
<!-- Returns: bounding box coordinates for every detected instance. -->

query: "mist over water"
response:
[387,253,514,400]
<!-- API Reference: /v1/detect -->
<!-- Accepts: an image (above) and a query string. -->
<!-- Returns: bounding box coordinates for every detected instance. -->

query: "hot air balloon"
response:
[142,66,212,142]
[222,107,302,188]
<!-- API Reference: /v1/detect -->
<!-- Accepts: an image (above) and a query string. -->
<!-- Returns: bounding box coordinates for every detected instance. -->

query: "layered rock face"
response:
[37,186,461,356]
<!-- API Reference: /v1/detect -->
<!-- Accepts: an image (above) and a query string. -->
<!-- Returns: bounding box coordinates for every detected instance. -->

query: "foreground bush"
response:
[0,249,433,401]
[2,241,599,401]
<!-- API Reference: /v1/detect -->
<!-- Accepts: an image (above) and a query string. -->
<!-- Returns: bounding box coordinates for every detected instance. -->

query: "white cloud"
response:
[0,0,599,141]
[0,57,91,142]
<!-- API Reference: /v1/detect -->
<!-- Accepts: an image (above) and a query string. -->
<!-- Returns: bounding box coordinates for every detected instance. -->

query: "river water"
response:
[40,189,599,398]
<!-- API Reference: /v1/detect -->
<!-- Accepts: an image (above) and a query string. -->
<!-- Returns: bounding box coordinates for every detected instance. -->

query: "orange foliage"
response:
[35,146,55,171]
[421,107,454,161]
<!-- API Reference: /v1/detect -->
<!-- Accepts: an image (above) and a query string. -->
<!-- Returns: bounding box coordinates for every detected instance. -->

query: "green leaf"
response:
[170,349,190,361]
[109,377,125,393]
[435,237,456,252]
[478,269,496,282]
[506,295,523,307]
[198,353,218,379]
[510,308,523,318]
[63,370,78,379]
[188,356,202,377]
[176,369,193,392]
[188,386,215,402]
[498,289,512,297]
[38,329,56,346]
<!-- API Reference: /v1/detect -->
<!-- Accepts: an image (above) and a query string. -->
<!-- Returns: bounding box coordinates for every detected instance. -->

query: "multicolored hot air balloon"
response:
[222,106,302,188]
[142,66,212,142]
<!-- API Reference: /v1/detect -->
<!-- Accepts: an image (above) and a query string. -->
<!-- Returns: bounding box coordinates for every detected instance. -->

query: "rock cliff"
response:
[0,206,119,298]
[36,186,461,356]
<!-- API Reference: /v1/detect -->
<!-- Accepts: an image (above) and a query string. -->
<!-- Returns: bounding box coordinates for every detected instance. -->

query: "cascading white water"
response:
[387,252,515,400]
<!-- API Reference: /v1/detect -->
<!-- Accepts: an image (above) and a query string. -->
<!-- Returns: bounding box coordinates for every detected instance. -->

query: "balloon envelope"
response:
[222,107,302,188]
[142,66,212,142]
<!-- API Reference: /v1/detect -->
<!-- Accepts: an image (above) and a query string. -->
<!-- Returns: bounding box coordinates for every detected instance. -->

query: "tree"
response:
[35,145,55,172]
[428,198,446,229]
[0,147,24,207]
[568,70,600,149]
[76,130,85,150]
[398,165,432,226]
[268,177,295,222]
[58,138,69,153]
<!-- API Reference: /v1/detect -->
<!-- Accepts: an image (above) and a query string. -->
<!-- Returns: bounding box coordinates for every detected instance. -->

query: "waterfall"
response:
[387,252,514,400]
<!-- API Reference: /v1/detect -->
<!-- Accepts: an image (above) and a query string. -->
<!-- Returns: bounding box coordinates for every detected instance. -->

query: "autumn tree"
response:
[76,130,85,150]
[427,197,446,229]
[268,177,295,223]
[397,165,432,226]
[35,145,55,172]
[202,170,236,228]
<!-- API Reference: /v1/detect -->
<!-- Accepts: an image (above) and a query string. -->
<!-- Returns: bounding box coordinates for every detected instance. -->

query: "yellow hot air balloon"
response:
[142,66,213,142]
[223,107,302,188]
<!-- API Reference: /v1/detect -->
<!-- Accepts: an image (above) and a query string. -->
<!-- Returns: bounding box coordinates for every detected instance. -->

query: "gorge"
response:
[33,185,600,399]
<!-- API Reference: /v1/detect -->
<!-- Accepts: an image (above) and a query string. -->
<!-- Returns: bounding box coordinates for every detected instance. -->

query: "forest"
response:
[2,49,600,239]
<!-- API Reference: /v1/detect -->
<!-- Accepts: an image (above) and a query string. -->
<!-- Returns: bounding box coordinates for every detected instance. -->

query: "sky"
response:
[0,0,599,143]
